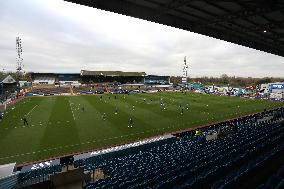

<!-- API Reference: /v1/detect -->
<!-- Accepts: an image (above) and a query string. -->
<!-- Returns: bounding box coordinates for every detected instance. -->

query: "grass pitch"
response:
[0,92,283,165]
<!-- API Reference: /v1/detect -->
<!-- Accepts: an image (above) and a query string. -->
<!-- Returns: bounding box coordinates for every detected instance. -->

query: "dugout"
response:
[80,70,146,84]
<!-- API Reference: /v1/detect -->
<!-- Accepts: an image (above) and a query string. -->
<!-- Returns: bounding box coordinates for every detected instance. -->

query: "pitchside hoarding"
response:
[271,84,284,90]
[74,134,174,161]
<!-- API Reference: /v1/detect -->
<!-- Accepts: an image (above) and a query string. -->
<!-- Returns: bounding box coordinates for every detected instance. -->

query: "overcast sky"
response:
[0,0,283,77]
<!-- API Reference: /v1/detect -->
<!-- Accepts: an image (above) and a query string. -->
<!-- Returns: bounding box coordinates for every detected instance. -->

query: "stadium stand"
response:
[72,86,93,94]
[58,74,80,85]
[72,85,105,94]
[33,76,56,85]
[75,108,284,189]
[144,75,170,85]
[31,73,81,85]
[29,71,180,96]
[80,70,146,84]
[30,86,71,95]
[0,163,19,189]
[256,165,284,189]
[0,173,19,189]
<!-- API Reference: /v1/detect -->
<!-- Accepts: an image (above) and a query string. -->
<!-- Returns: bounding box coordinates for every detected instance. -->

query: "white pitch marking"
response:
[69,100,76,120]
[26,105,38,117]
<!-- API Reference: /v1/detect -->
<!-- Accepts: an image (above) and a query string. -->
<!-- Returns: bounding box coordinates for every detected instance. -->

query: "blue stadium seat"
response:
[277,166,284,178]
[265,174,282,189]
[79,110,284,189]
[275,179,284,189]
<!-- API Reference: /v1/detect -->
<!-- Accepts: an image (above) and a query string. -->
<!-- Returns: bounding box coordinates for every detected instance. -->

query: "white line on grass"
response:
[25,105,38,117]
[69,100,76,120]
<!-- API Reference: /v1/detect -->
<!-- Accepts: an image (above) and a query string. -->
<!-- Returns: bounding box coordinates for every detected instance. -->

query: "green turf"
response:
[0,92,283,165]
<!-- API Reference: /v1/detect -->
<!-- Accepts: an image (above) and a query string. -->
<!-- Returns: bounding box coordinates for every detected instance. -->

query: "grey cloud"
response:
[0,0,283,77]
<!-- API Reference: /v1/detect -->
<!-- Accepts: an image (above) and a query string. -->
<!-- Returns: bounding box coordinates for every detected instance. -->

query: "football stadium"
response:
[1,70,284,189]
[1,1,284,189]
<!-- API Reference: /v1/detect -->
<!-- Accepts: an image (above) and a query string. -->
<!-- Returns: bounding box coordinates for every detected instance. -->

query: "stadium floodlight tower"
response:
[16,37,24,77]
[182,56,188,88]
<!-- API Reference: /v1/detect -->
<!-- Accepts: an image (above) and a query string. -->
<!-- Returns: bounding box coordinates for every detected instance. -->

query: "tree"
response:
[220,74,229,84]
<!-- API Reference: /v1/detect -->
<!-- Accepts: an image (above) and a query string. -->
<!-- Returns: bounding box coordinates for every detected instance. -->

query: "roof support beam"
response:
[155,0,193,14]
[64,0,284,56]
[200,1,283,44]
